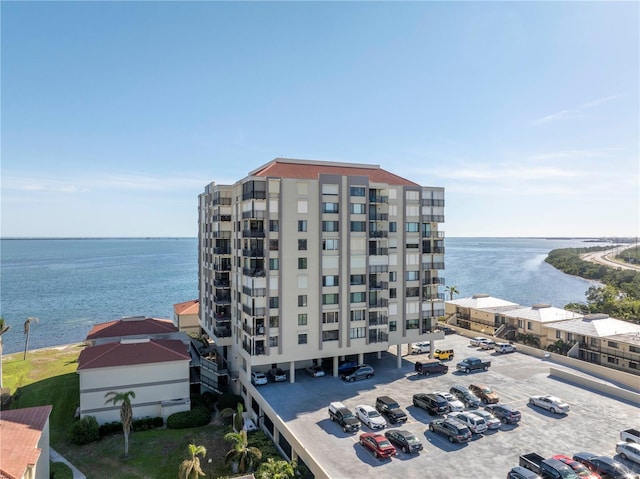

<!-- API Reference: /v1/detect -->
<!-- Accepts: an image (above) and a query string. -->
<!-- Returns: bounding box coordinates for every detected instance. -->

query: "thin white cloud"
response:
[431,166,580,181]
[530,109,583,126]
[581,95,622,109]
[529,147,622,162]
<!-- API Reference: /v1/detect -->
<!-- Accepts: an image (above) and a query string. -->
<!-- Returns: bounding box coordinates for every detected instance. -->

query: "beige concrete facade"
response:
[198,158,446,392]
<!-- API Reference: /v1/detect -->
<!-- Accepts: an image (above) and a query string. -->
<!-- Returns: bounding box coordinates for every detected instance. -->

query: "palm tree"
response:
[178,443,207,479]
[104,390,136,458]
[23,316,39,360]
[0,317,10,389]
[224,429,262,473]
[445,286,459,301]
[256,457,296,479]
[221,402,244,432]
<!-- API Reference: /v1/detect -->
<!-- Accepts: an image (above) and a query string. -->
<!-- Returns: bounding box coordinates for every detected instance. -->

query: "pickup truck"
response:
[621,428,640,443]
[328,401,360,433]
[456,357,491,374]
[519,452,580,479]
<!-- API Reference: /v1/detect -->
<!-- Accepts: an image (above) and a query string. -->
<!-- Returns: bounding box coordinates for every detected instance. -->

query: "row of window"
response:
[296,319,406,345]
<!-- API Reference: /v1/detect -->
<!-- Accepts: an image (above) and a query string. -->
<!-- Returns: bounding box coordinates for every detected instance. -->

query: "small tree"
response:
[178,443,207,479]
[23,316,39,360]
[224,429,262,473]
[256,457,297,479]
[104,390,136,458]
[221,402,244,432]
[445,286,459,301]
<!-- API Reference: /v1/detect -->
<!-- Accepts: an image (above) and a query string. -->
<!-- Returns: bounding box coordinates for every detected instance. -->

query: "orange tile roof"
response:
[251,158,419,186]
[77,339,190,370]
[0,405,52,479]
[86,317,178,340]
[173,299,199,315]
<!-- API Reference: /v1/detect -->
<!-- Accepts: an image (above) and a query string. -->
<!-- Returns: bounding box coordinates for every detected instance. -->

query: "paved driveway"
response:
[258,334,640,479]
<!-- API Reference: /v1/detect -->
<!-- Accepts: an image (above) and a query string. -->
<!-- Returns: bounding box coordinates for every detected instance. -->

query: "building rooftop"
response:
[0,405,52,479]
[448,294,520,309]
[173,299,199,315]
[249,158,420,187]
[86,316,178,340]
[500,304,584,323]
[545,314,640,338]
[78,339,190,370]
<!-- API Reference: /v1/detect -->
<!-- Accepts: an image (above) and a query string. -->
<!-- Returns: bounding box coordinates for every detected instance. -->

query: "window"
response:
[350,221,366,232]
[630,345,640,354]
[630,362,638,370]
[567,333,573,342]
[389,288,397,299]
[406,222,419,232]
[269,239,279,251]
[350,327,366,339]
[323,238,339,250]
[591,337,598,347]
[350,186,366,197]
[406,319,419,329]
[269,297,279,308]
[322,221,339,232]
[323,202,339,213]
[350,203,366,214]
[298,314,307,326]
[269,220,279,232]
[389,320,397,332]
[269,336,278,347]
[556,330,561,339]
[269,316,279,327]
[607,356,619,364]
[350,274,366,285]
[269,258,279,270]
[298,220,307,232]
[298,239,307,250]
[406,287,419,297]
[350,292,366,303]
[517,319,524,329]
[322,293,339,305]
[322,184,339,195]
[406,242,419,249]
[298,295,307,307]
[350,309,365,321]
[389,271,397,282]
[389,222,397,232]
[322,330,339,341]
[406,271,420,281]
[527,321,533,330]
[298,258,307,269]
[607,341,619,349]
[323,311,339,323]
[323,275,339,287]
[298,333,307,345]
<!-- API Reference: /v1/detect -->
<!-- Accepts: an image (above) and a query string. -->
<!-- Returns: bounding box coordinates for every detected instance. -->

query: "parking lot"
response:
[258,333,640,478]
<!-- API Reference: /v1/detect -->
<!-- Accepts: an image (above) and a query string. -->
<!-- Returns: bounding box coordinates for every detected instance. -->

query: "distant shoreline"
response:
[0,236,632,241]
[2,342,86,359]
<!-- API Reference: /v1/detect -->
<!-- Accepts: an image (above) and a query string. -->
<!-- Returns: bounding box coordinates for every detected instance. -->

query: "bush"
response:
[201,391,219,411]
[98,416,163,436]
[167,406,210,429]
[98,421,122,437]
[50,461,74,479]
[69,416,100,445]
[217,391,243,411]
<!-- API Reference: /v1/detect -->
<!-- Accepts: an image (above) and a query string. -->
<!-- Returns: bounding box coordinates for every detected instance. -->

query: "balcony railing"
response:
[369,195,388,204]
[213,263,232,271]
[423,277,445,285]
[242,267,265,277]
[422,215,445,223]
[242,191,267,201]
[369,230,388,238]
[242,230,265,238]
[369,281,389,290]
[213,279,230,288]
[242,286,266,297]
[212,214,232,222]
[212,231,232,239]
[422,247,445,254]
[422,231,445,239]
[369,298,389,308]
[579,343,640,362]
[369,330,389,343]
[214,247,231,255]
[368,213,389,221]
[242,248,264,257]
[213,311,231,322]
[212,197,232,206]
[242,304,266,317]
[423,262,445,270]
[242,210,266,219]
[369,248,389,256]
[214,294,231,304]
[214,327,231,338]
[242,323,265,336]
[423,293,445,301]
[369,315,389,326]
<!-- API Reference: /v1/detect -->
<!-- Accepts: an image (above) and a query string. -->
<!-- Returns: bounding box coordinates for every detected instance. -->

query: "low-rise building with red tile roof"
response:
[85,316,188,346]
[173,300,200,335]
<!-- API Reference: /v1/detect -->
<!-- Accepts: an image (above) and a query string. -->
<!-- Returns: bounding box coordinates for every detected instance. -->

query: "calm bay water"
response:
[0,237,605,356]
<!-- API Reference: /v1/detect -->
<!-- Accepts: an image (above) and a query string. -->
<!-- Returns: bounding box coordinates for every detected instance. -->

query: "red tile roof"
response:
[77,339,190,370]
[251,158,419,186]
[86,317,178,340]
[0,405,52,479]
[173,299,199,315]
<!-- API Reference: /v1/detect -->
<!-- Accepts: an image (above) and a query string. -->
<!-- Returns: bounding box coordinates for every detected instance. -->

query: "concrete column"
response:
[289,362,295,383]
[291,449,298,462]
[273,427,280,444]
[430,341,436,359]
[333,356,339,377]
[396,344,402,369]
[358,352,364,365]
[377,351,382,359]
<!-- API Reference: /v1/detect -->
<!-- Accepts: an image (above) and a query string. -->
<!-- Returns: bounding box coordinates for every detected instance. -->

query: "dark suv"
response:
[428,417,472,443]
[341,364,374,382]
[449,385,480,408]
[375,396,408,424]
[412,393,449,415]
[485,404,522,424]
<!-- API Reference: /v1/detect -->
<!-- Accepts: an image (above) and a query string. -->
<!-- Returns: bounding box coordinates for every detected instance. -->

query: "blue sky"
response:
[2,2,638,238]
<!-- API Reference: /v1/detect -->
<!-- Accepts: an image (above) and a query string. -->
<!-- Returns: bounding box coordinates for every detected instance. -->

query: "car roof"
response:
[509,466,539,478]
[618,441,640,450]
[357,404,376,411]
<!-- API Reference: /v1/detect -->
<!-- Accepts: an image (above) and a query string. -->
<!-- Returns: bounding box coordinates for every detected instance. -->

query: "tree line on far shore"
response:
[545,247,640,322]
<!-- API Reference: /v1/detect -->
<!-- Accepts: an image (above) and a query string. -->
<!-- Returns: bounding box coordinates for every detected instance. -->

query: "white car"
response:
[251,371,268,386]
[528,395,570,414]
[616,441,640,465]
[305,365,325,377]
[411,341,431,354]
[450,411,488,434]
[434,391,465,412]
[495,342,516,354]
[479,340,496,350]
[470,337,490,347]
[471,409,501,430]
[355,405,386,430]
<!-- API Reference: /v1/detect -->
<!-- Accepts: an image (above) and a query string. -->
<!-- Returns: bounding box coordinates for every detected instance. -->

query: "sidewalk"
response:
[51,448,86,479]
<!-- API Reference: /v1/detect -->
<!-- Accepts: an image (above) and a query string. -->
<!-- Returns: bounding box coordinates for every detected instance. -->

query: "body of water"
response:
[0,237,606,355]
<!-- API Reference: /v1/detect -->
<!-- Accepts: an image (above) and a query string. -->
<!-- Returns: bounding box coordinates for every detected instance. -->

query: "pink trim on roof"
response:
[77,339,189,370]
[86,317,177,340]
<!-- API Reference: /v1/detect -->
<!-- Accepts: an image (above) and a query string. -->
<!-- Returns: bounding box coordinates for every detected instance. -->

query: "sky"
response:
[1,1,638,238]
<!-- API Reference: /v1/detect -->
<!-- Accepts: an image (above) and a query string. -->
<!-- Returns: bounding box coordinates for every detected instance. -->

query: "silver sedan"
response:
[528,395,570,414]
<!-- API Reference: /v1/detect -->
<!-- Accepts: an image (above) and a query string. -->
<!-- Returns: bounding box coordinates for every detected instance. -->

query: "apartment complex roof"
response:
[546,314,640,338]
[250,158,420,187]
[448,294,520,310]
[0,405,52,479]
[86,316,178,340]
[173,299,199,315]
[501,304,584,323]
[77,339,189,370]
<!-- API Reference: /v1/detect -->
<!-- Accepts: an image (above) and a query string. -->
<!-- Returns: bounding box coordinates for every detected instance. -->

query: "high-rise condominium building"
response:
[198,158,445,392]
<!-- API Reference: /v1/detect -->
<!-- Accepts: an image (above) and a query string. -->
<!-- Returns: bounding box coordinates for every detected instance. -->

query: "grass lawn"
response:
[2,344,240,479]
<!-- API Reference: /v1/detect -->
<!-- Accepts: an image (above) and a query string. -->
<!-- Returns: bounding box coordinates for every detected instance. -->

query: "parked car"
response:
[620,428,640,444]
[573,453,639,479]
[456,357,491,373]
[355,404,386,430]
[414,359,449,376]
[375,396,408,424]
[434,391,465,412]
[449,411,488,434]
[472,409,501,430]
[328,401,360,433]
[449,385,481,408]
[428,417,472,443]
[268,368,287,382]
[480,340,496,350]
[553,454,602,479]
[433,348,455,360]
[411,341,431,354]
[528,395,570,414]
[496,342,517,354]
[359,432,397,459]
[337,360,359,373]
[469,383,499,404]
[384,429,423,453]
[616,441,640,465]
[251,371,268,386]
[342,365,374,382]
[470,337,490,347]
[442,326,456,335]
[507,466,541,479]
[305,365,325,377]
[519,452,580,479]
[412,393,449,415]
[485,404,522,424]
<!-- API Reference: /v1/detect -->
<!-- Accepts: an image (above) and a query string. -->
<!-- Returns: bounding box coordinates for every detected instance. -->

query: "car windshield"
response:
[405,435,419,444]
[482,387,492,393]
[557,467,579,479]
[378,439,392,448]
[368,410,381,418]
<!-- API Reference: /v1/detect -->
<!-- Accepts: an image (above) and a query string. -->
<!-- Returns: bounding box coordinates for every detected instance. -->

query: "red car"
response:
[359,432,397,459]
[553,454,602,479]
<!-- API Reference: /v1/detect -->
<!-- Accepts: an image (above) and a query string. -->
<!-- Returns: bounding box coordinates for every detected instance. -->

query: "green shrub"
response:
[167,406,210,429]
[201,391,219,411]
[68,416,100,445]
[50,461,74,479]
[99,416,163,436]
[217,392,243,411]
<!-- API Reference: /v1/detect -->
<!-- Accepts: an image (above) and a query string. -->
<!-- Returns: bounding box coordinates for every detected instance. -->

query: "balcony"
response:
[423,293,445,301]
[422,215,445,223]
[242,322,265,336]
[242,191,266,201]
[369,230,388,238]
[422,246,445,254]
[213,262,232,271]
[421,231,445,239]
[213,279,230,288]
[242,341,266,356]
[369,315,389,326]
[242,286,266,297]
[242,267,265,277]
[214,294,231,305]
[242,304,266,317]
[423,276,445,285]
[212,231,232,239]
[368,213,389,221]
[242,210,266,219]
[421,199,445,207]
[214,247,231,255]
[242,229,265,238]
[369,330,389,343]
[369,298,389,308]
[369,195,388,204]
[369,281,388,290]
[242,248,264,258]
[214,327,231,338]
[212,214,232,222]
[212,197,232,206]
[369,247,389,256]
[213,310,231,321]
